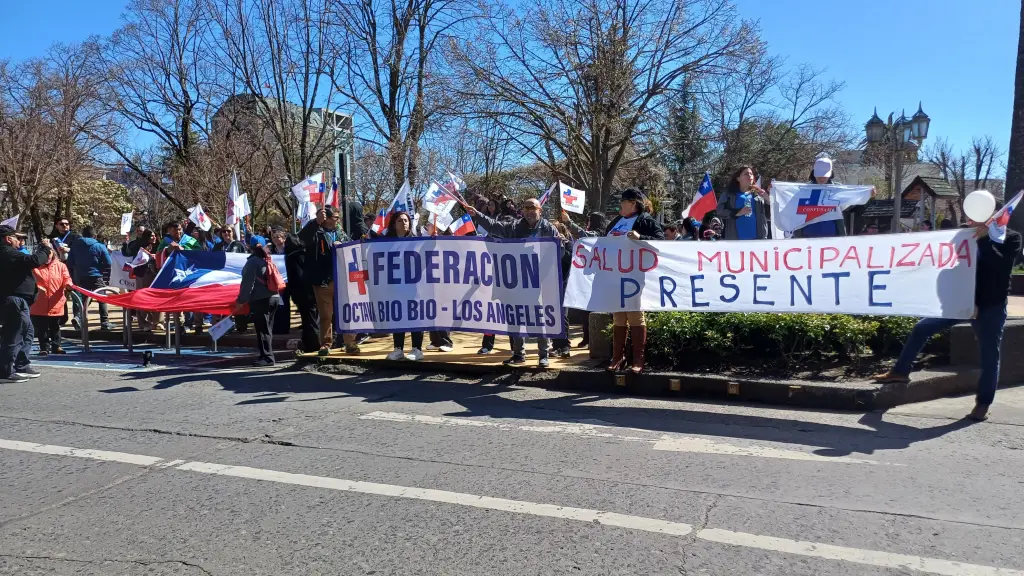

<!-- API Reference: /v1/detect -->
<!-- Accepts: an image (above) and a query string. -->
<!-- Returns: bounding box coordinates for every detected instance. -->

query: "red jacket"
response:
[30,258,73,317]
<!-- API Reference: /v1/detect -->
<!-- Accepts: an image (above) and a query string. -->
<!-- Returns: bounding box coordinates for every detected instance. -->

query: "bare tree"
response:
[329,0,472,189]
[450,0,750,211]
[970,135,1001,198]
[95,0,224,213]
[214,0,339,199]
[926,137,968,222]
[0,44,111,240]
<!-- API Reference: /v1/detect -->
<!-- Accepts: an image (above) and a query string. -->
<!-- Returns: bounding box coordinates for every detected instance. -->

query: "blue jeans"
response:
[893,304,1008,406]
[1,296,34,378]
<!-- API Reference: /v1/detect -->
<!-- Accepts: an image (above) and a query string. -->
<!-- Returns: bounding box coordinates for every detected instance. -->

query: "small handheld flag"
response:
[988,190,1023,244]
[450,213,476,236]
[682,172,717,221]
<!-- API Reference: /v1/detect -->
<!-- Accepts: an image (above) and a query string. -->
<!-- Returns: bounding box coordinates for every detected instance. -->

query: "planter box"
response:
[1012,274,1024,295]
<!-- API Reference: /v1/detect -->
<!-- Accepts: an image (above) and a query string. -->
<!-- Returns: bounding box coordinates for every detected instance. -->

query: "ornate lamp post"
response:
[865,103,930,232]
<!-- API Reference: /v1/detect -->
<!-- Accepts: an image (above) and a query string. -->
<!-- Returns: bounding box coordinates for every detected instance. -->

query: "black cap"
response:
[324,206,338,218]
[620,188,644,202]
[0,225,26,238]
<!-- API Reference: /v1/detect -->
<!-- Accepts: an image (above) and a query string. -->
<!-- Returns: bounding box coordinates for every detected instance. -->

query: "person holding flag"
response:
[790,156,874,239]
[683,173,717,222]
[303,206,356,356]
[874,190,1022,421]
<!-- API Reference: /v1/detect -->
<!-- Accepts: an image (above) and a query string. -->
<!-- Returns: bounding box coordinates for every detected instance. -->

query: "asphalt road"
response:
[2,359,1024,575]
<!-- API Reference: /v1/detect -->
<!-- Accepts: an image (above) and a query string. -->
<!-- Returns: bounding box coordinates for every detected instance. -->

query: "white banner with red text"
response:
[564,231,977,319]
[333,237,566,336]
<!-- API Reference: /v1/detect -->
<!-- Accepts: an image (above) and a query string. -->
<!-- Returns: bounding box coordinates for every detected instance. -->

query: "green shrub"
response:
[640,312,933,370]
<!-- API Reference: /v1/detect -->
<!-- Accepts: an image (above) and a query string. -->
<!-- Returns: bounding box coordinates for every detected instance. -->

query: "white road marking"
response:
[698,528,1023,576]
[358,411,886,465]
[0,438,163,466]
[0,437,1016,576]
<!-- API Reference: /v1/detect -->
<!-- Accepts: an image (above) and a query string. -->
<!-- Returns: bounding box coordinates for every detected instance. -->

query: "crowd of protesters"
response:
[3,153,1013,412]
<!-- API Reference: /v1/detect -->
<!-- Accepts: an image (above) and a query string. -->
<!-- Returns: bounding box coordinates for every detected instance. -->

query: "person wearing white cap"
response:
[793,156,846,238]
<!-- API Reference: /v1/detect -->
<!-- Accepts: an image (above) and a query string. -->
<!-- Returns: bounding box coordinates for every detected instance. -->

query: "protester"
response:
[157,221,199,252]
[939,219,955,230]
[874,208,1022,422]
[920,220,933,231]
[284,233,320,353]
[664,222,682,240]
[603,188,664,373]
[716,166,769,240]
[862,223,880,235]
[382,212,425,361]
[500,198,521,220]
[792,157,846,238]
[682,217,701,240]
[468,197,564,367]
[236,235,280,367]
[30,248,72,356]
[213,227,247,253]
[50,217,80,261]
[130,229,161,331]
[304,206,356,356]
[484,199,500,220]
[122,226,148,255]
[67,225,114,331]
[269,228,287,255]
[343,197,369,240]
[0,226,51,383]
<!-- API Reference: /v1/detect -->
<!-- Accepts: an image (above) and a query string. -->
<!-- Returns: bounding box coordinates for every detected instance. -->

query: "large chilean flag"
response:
[75,251,287,316]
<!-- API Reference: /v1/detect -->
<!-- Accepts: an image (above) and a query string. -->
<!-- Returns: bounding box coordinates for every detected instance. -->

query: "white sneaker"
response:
[406,348,424,361]
[386,348,406,361]
[439,345,453,352]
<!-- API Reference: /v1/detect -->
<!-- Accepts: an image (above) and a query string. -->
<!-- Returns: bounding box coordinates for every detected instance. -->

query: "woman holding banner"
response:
[384,212,425,362]
[604,188,664,373]
[716,166,768,241]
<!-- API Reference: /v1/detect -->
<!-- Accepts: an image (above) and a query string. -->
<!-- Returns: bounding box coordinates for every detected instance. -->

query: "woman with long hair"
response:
[384,212,425,361]
[604,189,663,373]
[716,166,769,240]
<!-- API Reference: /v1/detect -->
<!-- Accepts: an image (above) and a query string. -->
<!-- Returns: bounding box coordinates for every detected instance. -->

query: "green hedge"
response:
[641,312,931,369]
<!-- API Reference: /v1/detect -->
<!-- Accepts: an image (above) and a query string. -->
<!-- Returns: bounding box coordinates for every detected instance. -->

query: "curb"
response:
[300,355,995,411]
[59,328,297,361]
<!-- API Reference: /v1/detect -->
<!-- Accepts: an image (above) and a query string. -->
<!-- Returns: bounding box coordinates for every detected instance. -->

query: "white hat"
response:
[813,157,833,179]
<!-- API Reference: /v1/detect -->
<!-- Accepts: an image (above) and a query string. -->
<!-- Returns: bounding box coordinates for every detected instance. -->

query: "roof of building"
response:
[904,175,959,199]
[860,199,919,219]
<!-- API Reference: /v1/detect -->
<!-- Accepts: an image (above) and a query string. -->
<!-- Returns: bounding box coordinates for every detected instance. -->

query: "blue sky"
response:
[1,0,1019,171]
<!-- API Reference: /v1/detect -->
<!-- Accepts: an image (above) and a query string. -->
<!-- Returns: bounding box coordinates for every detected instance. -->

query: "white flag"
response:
[238,193,251,218]
[129,249,151,268]
[298,201,319,226]
[226,172,242,226]
[120,212,134,236]
[370,181,412,234]
[424,181,458,217]
[558,182,586,214]
[188,203,213,231]
[291,173,325,203]
[770,181,873,235]
[1,215,18,228]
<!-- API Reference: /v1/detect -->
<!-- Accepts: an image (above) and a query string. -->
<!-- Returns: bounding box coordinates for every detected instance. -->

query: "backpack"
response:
[264,253,286,292]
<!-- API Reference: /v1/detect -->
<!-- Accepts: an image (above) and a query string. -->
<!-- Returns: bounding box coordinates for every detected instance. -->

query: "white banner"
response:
[559,182,586,214]
[565,231,977,319]
[770,181,873,234]
[110,251,137,291]
[334,237,566,336]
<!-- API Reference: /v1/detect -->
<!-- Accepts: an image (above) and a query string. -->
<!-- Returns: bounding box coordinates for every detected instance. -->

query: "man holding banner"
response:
[875,191,1022,422]
[467,197,565,367]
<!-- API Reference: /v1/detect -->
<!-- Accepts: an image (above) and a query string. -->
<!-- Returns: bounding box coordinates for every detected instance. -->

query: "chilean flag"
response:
[682,173,717,221]
[988,190,1023,244]
[292,173,324,204]
[538,183,556,206]
[451,213,476,236]
[371,180,411,234]
[325,177,340,208]
[74,251,287,316]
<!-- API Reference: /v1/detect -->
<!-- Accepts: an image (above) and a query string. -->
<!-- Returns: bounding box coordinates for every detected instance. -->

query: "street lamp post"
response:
[865,103,930,233]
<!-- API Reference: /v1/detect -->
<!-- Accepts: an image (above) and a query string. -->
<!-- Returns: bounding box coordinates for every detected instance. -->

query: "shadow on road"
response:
[111,364,978,457]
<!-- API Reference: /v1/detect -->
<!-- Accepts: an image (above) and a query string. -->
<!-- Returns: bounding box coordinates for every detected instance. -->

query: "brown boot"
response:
[607,326,627,371]
[629,326,647,374]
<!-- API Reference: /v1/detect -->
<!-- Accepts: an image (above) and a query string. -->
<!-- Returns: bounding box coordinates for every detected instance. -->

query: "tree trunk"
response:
[1008,0,1024,229]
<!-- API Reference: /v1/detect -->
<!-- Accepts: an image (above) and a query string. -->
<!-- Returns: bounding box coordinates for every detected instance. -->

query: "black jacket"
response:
[302,221,350,287]
[213,240,248,253]
[344,199,369,240]
[471,213,561,239]
[604,212,665,240]
[976,231,1023,307]
[0,244,51,301]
